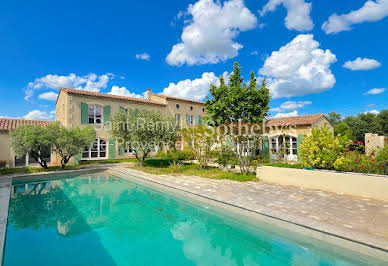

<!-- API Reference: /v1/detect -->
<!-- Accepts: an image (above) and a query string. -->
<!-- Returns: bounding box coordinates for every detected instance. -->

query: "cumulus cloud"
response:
[23,110,56,120]
[364,88,386,95]
[162,72,219,101]
[322,0,388,34]
[135,53,151,61]
[25,73,113,100]
[38,92,58,101]
[272,100,311,112]
[274,110,298,118]
[259,0,314,31]
[108,86,145,98]
[259,34,337,98]
[364,109,380,115]
[166,0,257,66]
[343,57,381,70]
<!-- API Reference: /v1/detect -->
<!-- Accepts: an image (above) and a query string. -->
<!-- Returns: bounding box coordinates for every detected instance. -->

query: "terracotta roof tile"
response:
[266,114,326,127]
[151,93,204,105]
[0,118,55,132]
[61,88,167,106]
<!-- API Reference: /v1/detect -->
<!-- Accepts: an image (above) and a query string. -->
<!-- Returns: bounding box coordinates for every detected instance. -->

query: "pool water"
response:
[3,173,386,266]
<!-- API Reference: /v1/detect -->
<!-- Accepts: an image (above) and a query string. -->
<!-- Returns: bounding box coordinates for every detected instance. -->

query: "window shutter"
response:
[73,153,81,165]
[297,134,304,161]
[108,138,116,159]
[199,116,203,124]
[261,136,269,159]
[119,146,124,156]
[135,108,139,116]
[103,105,111,126]
[186,114,190,125]
[120,106,126,113]
[195,115,200,125]
[81,102,88,124]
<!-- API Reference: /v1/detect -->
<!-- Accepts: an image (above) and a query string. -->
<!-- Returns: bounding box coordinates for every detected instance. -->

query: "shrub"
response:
[300,126,351,169]
[375,146,388,175]
[0,161,6,168]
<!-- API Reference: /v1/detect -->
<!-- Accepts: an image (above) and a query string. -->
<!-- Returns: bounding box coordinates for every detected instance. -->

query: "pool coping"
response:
[109,167,388,261]
[0,177,11,265]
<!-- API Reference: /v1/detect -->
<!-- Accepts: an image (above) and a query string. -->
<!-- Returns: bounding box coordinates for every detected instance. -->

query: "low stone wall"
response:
[256,166,388,201]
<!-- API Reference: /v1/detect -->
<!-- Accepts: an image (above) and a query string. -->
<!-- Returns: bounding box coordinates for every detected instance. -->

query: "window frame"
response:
[82,138,107,160]
[88,105,103,125]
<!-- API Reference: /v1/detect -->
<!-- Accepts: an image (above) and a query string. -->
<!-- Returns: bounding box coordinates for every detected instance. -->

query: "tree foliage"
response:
[180,125,217,169]
[48,123,96,169]
[299,125,352,169]
[111,109,178,166]
[10,125,53,168]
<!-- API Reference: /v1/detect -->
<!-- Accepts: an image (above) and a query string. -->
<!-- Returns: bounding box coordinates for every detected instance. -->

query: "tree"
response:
[180,125,216,168]
[376,110,388,136]
[48,123,96,169]
[334,121,352,138]
[328,111,342,126]
[204,62,270,174]
[10,125,53,168]
[111,109,178,167]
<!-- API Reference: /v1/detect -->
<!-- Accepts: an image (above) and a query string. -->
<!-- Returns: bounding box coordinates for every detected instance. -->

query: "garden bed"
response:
[256,166,388,201]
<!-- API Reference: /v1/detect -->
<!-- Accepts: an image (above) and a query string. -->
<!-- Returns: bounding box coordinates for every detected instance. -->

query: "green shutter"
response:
[199,116,203,124]
[225,136,233,147]
[262,136,269,159]
[120,106,126,113]
[73,153,81,165]
[186,114,190,125]
[297,134,303,161]
[103,105,111,126]
[108,138,116,159]
[81,102,88,124]
[134,108,139,116]
[195,115,200,125]
[119,146,124,156]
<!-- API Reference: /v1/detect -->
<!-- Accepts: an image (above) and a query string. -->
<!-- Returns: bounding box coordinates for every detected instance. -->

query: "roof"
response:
[266,114,326,127]
[151,93,204,105]
[60,88,167,106]
[0,118,55,132]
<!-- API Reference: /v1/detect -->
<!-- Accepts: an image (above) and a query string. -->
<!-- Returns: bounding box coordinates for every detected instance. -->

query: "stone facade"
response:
[365,133,387,154]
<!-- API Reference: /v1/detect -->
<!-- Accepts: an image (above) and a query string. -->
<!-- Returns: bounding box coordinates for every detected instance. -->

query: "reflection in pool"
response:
[3,174,385,265]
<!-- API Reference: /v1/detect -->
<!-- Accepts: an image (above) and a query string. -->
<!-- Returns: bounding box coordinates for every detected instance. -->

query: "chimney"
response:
[146,88,151,100]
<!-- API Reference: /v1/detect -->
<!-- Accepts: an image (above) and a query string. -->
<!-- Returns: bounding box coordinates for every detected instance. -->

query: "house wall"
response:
[365,133,386,154]
[0,133,14,168]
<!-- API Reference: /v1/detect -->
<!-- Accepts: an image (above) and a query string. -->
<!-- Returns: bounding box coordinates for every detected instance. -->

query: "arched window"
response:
[190,106,193,111]
[176,104,180,109]
[82,138,107,159]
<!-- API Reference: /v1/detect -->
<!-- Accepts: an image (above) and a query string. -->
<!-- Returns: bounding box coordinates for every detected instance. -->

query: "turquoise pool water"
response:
[3,173,386,266]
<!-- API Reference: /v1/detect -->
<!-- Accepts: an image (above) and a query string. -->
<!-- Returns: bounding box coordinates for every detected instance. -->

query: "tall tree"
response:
[328,111,342,126]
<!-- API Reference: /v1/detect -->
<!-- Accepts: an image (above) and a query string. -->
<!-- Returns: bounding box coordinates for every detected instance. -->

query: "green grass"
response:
[263,162,304,169]
[0,158,137,176]
[131,159,257,182]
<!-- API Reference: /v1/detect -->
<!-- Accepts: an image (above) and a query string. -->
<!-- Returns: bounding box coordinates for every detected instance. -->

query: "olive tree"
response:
[10,124,53,168]
[48,123,96,169]
[111,109,178,166]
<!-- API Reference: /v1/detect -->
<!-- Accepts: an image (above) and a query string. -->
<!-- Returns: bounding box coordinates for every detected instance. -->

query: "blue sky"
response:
[0,0,387,120]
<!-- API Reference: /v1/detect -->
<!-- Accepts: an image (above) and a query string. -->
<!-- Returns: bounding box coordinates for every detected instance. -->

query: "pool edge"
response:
[0,177,11,265]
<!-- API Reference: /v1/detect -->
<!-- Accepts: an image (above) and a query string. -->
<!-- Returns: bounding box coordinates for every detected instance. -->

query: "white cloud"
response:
[166,0,257,66]
[322,0,388,34]
[260,0,314,32]
[108,86,145,98]
[343,57,381,70]
[364,109,380,115]
[135,53,150,61]
[259,34,337,98]
[274,110,298,118]
[25,73,113,100]
[162,72,218,101]
[23,110,56,120]
[364,88,386,95]
[38,92,58,101]
[272,100,311,112]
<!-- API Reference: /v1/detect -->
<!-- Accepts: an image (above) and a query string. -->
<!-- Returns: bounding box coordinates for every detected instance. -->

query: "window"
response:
[82,139,107,159]
[175,114,181,125]
[189,115,193,124]
[124,146,132,154]
[202,108,205,112]
[176,104,180,109]
[88,106,102,124]
[190,106,193,111]
[270,135,298,156]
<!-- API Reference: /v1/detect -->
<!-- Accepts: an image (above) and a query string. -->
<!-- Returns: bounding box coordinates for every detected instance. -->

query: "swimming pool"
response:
[3,172,387,265]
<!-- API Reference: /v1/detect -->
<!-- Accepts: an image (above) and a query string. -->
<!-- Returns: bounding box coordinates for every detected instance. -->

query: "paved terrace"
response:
[113,167,388,251]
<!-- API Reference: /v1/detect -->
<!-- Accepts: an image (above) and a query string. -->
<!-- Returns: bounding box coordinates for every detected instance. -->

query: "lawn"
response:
[131,158,258,182]
[263,162,304,169]
[0,158,137,176]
